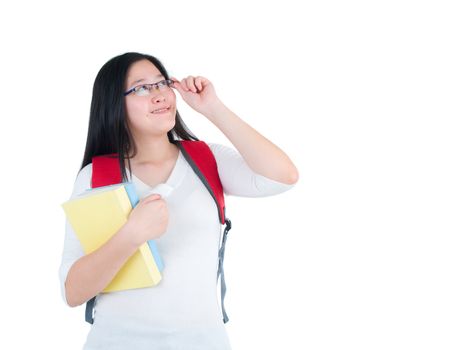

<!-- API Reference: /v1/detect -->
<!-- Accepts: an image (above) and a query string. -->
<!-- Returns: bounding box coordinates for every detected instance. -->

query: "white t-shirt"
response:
[58,142,296,350]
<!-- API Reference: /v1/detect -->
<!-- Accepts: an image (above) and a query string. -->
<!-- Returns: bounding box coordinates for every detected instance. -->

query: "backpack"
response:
[86,140,232,324]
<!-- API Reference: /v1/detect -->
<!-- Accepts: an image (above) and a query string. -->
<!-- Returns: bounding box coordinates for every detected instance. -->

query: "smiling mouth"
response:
[151,107,171,114]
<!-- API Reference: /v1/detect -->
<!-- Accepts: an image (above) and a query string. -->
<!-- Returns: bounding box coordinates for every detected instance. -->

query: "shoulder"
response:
[70,163,93,199]
[179,140,228,150]
[205,141,236,155]
[205,142,242,164]
[179,140,236,160]
[79,162,93,176]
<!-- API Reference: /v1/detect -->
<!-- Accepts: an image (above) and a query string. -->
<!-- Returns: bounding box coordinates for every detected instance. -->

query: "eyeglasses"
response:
[123,79,174,97]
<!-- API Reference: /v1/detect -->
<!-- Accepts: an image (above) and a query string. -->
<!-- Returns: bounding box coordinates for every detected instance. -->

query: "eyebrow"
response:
[129,74,164,87]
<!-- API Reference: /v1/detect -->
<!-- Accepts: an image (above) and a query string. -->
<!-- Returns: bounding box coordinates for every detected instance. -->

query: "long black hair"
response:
[79,52,199,182]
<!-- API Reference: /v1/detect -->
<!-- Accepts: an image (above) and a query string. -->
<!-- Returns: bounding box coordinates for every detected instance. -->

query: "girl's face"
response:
[124,59,177,137]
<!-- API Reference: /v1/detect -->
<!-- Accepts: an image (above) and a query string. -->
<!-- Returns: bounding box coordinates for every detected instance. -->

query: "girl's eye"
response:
[135,85,152,96]
[136,85,148,92]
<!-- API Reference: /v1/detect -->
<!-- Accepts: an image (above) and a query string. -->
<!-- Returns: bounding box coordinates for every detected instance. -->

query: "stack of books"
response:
[61,182,164,293]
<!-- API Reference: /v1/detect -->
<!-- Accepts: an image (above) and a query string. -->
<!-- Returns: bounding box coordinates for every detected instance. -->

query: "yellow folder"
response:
[61,184,162,293]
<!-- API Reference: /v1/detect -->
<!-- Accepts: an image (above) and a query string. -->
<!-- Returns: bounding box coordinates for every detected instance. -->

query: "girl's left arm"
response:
[204,100,299,185]
[171,75,299,185]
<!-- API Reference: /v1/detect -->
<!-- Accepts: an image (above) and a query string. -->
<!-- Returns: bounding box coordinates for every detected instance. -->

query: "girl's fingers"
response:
[195,76,203,91]
[184,78,192,92]
[187,76,197,92]
[175,75,208,93]
[172,76,184,90]
[180,78,189,92]
[169,77,181,90]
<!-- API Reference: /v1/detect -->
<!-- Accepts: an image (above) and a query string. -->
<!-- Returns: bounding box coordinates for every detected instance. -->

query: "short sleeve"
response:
[58,163,92,306]
[207,142,296,197]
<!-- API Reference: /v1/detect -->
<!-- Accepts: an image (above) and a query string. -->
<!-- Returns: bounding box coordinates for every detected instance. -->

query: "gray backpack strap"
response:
[85,296,96,324]
[217,218,232,323]
[177,140,233,323]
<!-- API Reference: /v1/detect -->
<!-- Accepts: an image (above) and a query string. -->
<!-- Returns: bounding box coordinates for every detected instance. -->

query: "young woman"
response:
[59,52,298,350]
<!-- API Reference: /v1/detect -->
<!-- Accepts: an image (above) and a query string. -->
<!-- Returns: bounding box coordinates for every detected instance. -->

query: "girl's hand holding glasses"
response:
[170,75,223,118]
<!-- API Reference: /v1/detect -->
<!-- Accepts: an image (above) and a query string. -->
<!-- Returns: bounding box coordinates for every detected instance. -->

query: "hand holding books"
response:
[61,183,167,292]
[123,193,169,247]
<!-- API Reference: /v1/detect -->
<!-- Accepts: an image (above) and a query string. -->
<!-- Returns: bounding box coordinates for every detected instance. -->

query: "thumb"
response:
[170,77,184,92]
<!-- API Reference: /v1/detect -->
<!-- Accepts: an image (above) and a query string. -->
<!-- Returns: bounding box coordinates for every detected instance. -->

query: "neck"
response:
[127,134,178,165]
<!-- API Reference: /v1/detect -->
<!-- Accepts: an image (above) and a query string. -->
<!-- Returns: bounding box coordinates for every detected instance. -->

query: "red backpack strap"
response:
[176,140,227,225]
[91,153,121,188]
[85,152,121,325]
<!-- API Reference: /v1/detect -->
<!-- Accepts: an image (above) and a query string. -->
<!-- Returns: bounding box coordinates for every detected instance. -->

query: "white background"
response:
[0,0,454,349]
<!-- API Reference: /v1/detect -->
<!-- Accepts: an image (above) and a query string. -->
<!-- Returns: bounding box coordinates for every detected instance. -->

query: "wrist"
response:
[205,99,227,120]
[117,222,141,250]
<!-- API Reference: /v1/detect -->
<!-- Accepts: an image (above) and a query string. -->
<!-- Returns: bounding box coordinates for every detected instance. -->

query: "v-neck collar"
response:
[127,149,187,191]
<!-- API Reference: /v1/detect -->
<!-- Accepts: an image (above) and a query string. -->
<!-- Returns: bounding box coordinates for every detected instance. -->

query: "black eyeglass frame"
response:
[123,79,175,96]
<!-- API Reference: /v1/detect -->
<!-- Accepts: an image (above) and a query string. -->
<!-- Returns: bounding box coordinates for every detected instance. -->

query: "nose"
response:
[151,92,166,104]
